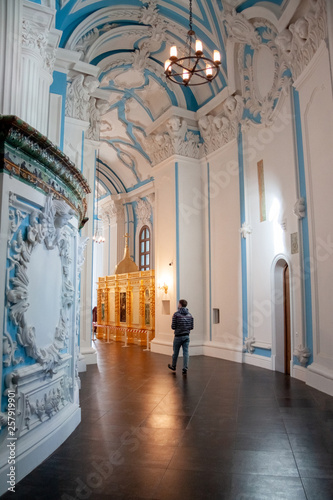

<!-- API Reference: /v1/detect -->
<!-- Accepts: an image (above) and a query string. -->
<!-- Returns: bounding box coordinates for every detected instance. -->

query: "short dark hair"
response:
[179,299,187,308]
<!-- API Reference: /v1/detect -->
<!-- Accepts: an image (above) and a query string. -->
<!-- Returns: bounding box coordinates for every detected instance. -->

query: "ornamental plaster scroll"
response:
[240,222,253,239]
[65,74,100,121]
[86,98,110,140]
[294,344,311,366]
[75,24,115,60]
[222,7,261,49]
[243,336,255,353]
[198,95,244,155]
[5,195,78,375]
[24,375,73,430]
[104,46,166,89]
[135,199,152,226]
[275,0,327,81]
[293,197,306,219]
[238,20,292,127]
[145,118,202,166]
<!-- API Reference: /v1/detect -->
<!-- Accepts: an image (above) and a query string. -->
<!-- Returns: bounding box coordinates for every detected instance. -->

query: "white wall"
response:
[243,92,301,357]
[205,141,243,356]
[177,157,205,347]
[151,158,177,353]
[294,42,333,394]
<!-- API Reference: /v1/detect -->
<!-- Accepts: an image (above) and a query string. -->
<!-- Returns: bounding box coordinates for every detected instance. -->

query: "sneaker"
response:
[182,369,187,375]
[168,364,176,371]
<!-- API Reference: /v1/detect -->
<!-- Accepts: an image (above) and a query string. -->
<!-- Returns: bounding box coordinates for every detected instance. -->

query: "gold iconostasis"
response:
[96,270,155,346]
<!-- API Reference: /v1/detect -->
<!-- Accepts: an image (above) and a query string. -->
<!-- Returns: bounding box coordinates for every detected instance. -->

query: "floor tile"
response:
[6,340,333,500]
[302,477,333,500]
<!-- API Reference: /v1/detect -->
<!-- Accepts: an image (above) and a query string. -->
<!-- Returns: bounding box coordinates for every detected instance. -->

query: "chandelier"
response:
[164,0,221,86]
[92,153,105,244]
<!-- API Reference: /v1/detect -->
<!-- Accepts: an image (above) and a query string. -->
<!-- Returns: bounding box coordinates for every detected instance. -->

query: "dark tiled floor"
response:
[3,341,333,499]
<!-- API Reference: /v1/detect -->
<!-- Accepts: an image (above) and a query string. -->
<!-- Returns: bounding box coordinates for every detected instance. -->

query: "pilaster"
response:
[0,0,22,116]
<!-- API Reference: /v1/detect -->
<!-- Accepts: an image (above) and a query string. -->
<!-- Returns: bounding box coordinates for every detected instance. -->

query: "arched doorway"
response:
[273,258,292,374]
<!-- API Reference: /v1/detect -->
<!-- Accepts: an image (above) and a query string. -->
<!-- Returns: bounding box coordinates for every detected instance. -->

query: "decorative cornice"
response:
[0,116,90,223]
[275,0,327,81]
[145,117,202,166]
[198,95,243,155]
[101,199,124,224]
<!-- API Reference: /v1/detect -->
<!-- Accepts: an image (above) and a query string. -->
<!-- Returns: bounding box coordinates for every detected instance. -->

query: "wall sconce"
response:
[158,283,168,294]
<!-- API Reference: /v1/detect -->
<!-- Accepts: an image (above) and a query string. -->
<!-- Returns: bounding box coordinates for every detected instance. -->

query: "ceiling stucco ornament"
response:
[275,0,327,81]
[138,0,168,52]
[138,0,159,26]
[222,7,261,49]
[238,21,291,127]
[74,24,114,60]
[65,74,100,121]
[113,47,150,89]
[5,196,76,375]
[198,95,243,155]
[146,117,202,166]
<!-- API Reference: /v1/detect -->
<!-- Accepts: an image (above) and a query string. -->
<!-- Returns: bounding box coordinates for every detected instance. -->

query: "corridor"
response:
[3,341,333,500]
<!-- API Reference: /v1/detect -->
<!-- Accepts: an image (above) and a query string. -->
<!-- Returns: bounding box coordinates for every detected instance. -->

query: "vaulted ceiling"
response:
[55,0,301,197]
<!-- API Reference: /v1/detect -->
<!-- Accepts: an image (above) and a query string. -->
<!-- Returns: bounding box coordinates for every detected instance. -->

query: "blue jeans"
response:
[172,335,190,370]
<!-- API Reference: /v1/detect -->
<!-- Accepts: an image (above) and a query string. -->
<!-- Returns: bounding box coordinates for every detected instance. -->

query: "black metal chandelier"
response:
[164,0,221,86]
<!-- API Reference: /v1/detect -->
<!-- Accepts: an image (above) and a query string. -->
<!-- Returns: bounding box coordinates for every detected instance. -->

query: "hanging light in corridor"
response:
[164,0,221,86]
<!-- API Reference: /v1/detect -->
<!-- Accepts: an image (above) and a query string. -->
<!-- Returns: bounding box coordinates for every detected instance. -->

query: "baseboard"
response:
[0,406,81,496]
[292,364,307,382]
[150,339,204,356]
[203,342,243,363]
[150,339,173,356]
[243,352,272,370]
[306,363,333,396]
[80,346,97,366]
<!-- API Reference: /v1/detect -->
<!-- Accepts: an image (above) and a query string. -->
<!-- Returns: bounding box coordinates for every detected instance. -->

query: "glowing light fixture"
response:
[164,0,221,86]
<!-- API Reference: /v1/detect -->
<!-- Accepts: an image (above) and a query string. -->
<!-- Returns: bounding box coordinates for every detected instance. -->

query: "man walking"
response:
[168,299,194,374]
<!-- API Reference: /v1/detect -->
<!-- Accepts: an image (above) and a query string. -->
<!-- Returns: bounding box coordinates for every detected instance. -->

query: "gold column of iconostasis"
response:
[96,270,155,347]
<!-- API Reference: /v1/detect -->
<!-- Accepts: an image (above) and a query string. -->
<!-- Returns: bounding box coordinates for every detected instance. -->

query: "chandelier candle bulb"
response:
[170,46,178,61]
[183,69,190,81]
[164,60,172,73]
[195,40,203,56]
[214,50,221,65]
[206,64,213,78]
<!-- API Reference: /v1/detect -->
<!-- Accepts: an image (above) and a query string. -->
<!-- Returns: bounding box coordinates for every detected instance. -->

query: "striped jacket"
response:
[171,307,194,337]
